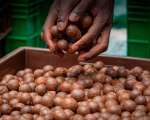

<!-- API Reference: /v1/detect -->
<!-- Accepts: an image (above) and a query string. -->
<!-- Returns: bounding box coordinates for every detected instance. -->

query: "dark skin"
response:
[41,0,114,61]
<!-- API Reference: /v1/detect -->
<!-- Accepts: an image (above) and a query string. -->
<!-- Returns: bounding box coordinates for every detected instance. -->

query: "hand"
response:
[69,0,114,61]
[41,0,59,53]
[58,0,94,31]
[41,0,94,53]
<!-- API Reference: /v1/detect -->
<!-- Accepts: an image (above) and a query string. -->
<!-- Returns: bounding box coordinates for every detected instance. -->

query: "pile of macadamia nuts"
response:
[0,61,150,120]
[51,14,93,53]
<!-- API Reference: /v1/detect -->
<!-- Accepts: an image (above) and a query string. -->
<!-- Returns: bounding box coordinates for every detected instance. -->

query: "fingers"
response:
[43,0,59,28]
[78,25,112,61]
[42,0,59,52]
[57,0,80,31]
[69,0,94,22]
[69,13,109,53]
[41,29,56,53]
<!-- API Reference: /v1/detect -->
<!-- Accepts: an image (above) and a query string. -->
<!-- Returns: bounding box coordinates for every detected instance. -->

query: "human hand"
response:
[41,0,94,53]
[41,0,59,53]
[69,0,114,61]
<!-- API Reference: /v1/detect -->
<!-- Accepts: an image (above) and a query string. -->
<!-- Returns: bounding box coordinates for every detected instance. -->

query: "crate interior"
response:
[1,47,150,79]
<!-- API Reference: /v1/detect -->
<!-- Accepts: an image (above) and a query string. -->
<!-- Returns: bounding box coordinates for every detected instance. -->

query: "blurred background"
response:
[104,0,127,56]
[0,0,150,58]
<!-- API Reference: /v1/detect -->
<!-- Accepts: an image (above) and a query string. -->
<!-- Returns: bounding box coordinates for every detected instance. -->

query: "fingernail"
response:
[69,13,80,22]
[57,22,65,31]
[68,45,78,53]
[79,53,90,61]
